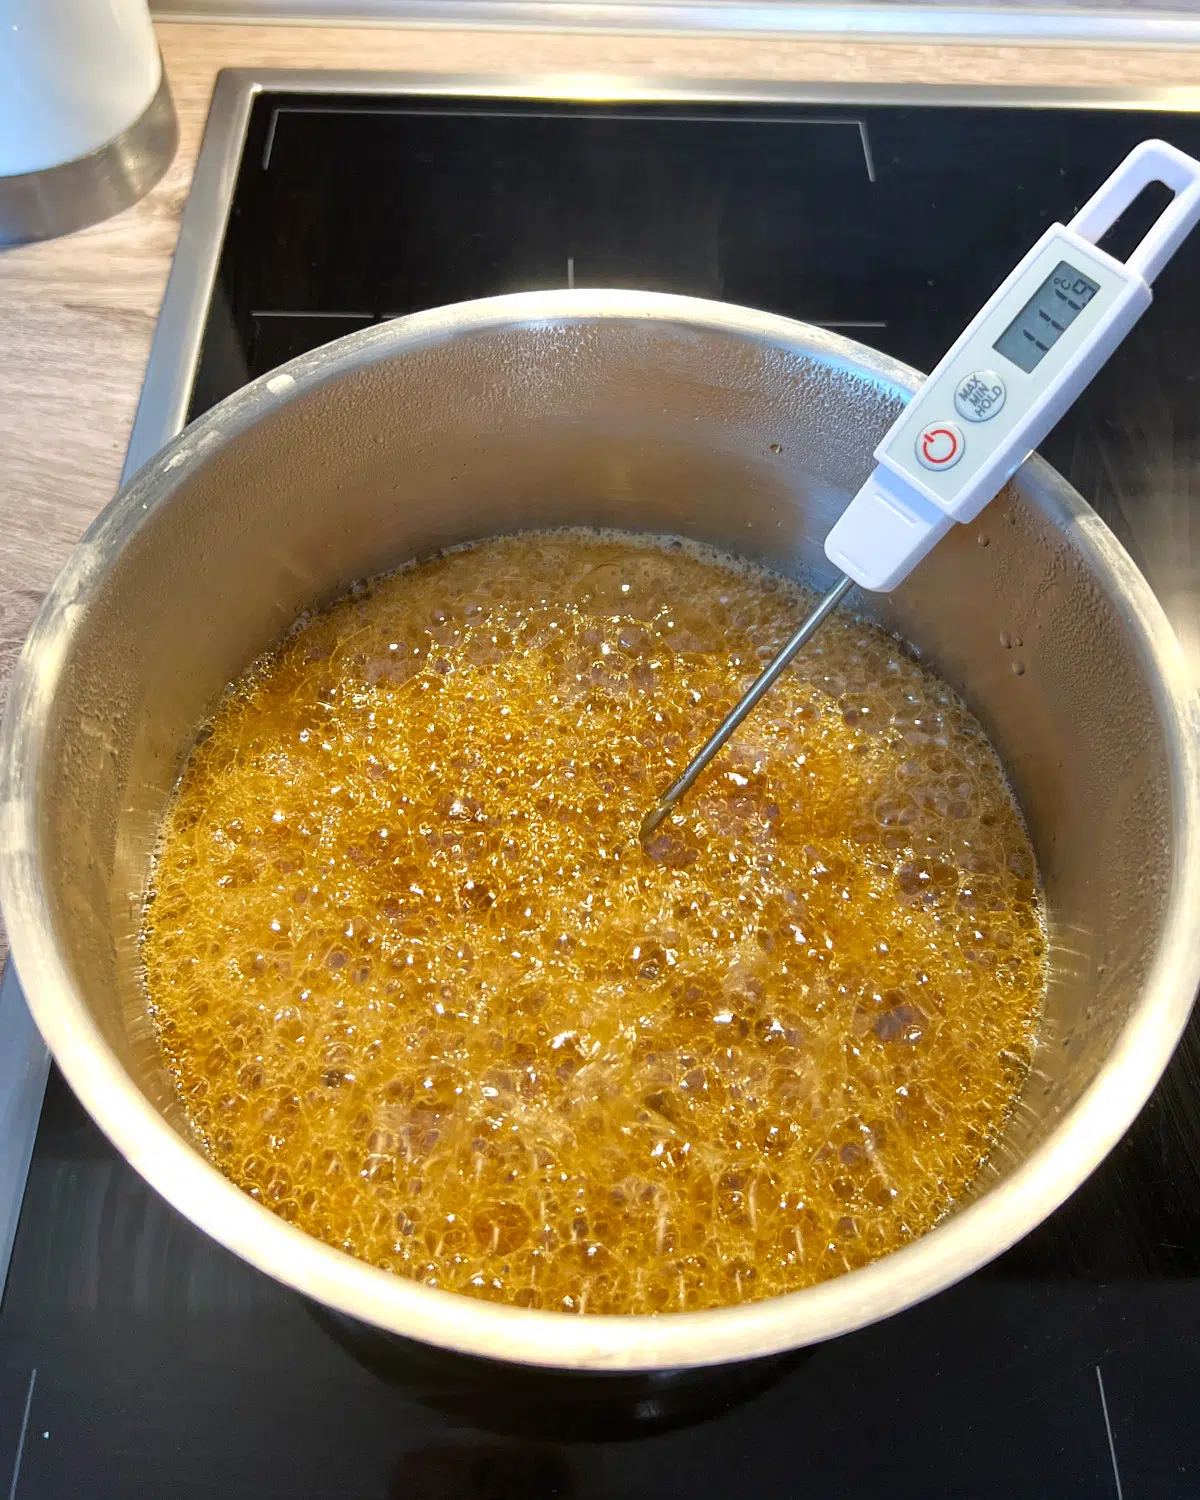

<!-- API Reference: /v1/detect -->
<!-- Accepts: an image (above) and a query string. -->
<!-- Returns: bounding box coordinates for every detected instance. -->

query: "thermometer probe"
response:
[642,138,1200,839]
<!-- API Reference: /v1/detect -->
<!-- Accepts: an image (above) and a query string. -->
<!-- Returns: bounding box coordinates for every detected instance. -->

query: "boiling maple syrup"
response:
[143,533,1045,1314]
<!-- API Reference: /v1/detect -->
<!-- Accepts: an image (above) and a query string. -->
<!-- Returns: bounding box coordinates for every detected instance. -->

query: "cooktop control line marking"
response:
[260,106,279,172]
[251,310,376,319]
[6,1367,35,1500]
[1096,1365,1125,1500]
[858,119,876,182]
[259,105,875,179]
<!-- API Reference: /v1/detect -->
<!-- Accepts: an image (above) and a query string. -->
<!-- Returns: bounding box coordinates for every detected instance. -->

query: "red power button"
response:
[916,420,964,472]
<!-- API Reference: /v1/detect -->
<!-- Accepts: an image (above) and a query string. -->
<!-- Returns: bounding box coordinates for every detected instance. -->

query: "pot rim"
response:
[3,289,1198,1370]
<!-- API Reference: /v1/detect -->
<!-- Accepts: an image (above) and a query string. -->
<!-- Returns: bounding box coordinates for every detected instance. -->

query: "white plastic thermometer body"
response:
[825,138,1200,591]
[642,139,1200,837]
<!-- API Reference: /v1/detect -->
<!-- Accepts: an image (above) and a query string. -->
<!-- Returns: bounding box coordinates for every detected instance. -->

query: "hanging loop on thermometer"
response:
[642,138,1200,839]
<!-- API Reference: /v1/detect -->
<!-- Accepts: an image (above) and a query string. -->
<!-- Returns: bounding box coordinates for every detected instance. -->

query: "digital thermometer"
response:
[642,139,1200,837]
[825,137,1200,590]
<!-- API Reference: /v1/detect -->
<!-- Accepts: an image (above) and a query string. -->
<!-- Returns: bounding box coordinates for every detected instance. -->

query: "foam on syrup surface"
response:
[143,532,1045,1314]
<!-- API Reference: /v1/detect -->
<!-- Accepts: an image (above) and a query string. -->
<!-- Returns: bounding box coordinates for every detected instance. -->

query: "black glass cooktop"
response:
[4,87,1200,1500]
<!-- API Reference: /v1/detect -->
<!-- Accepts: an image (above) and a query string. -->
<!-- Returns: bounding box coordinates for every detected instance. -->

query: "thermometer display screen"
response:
[993,261,1101,373]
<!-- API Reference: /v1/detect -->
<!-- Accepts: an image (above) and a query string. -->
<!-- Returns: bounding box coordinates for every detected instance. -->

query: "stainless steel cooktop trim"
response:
[123,71,259,481]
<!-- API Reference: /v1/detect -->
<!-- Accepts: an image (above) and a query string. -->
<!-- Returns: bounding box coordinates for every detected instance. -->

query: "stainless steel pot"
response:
[2,291,1198,1371]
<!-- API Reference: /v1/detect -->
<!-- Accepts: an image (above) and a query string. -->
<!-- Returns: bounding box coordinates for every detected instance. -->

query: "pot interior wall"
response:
[36,315,1173,1201]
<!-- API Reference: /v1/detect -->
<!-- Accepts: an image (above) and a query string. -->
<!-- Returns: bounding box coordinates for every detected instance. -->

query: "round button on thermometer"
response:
[954,369,1007,423]
[915,420,964,471]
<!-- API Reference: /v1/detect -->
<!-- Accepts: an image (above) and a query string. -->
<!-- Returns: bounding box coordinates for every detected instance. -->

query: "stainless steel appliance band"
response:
[0,70,178,248]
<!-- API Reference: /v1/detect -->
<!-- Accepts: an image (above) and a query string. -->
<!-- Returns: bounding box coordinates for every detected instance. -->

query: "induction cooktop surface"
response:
[2,73,1199,1499]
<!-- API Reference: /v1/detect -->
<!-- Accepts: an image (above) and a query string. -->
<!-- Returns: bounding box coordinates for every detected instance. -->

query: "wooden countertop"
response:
[3,17,1200,714]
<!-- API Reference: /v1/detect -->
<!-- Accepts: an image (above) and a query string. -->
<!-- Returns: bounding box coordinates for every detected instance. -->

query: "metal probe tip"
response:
[640,802,672,841]
[638,574,853,844]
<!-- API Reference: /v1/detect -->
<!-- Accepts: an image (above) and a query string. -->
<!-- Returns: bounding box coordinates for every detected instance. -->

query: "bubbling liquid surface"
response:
[144,533,1045,1315]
